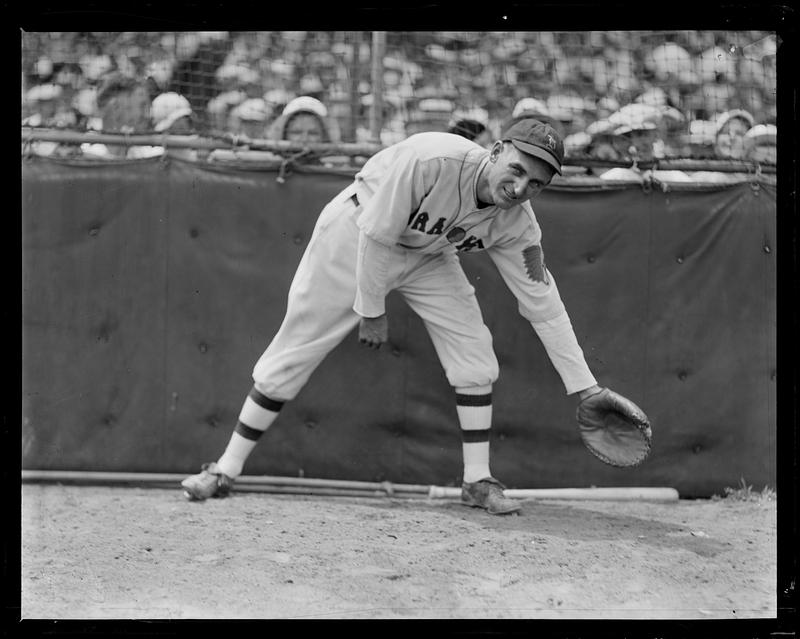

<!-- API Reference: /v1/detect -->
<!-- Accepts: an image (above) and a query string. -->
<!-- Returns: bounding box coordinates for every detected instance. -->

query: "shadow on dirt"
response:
[365,498,729,558]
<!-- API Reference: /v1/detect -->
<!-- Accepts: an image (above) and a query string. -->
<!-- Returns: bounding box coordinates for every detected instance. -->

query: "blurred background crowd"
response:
[21,31,778,173]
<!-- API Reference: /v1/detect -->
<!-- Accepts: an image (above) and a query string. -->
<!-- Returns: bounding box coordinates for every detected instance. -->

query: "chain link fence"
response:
[21,30,778,164]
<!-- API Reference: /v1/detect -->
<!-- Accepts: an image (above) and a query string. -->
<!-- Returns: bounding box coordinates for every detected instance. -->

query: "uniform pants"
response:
[251,187,499,401]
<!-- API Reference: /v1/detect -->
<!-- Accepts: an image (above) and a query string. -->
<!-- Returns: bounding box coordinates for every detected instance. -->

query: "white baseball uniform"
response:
[251,132,596,401]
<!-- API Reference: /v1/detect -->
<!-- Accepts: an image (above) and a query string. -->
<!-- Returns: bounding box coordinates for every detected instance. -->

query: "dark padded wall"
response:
[22,161,171,470]
[21,157,776,496]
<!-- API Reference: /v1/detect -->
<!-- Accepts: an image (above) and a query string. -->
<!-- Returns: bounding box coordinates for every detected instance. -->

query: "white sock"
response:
[216,388,283,479]
[462,441,491,483]
[216,433,258,480]
[456,386,492,484]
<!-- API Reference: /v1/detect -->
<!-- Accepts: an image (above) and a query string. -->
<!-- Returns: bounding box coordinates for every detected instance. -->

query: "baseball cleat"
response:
[461,477,521,515]
[181,462,234,501]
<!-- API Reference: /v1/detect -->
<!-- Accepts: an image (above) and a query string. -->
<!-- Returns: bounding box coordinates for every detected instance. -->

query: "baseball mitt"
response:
[576,387,652,467]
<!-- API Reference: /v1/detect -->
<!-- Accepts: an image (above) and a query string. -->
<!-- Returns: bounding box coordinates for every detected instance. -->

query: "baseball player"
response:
[182,118,629,515]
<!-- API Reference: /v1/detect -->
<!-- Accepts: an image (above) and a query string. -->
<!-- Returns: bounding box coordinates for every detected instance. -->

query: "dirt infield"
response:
[20,484,776,620]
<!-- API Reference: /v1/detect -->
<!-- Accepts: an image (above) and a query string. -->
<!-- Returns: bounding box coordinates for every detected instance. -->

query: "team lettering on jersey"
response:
[454,236,485,252]
[408,210,485,253]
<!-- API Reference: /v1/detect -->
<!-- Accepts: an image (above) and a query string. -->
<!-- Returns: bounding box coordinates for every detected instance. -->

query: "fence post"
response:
[347,31,363,144]
[369,31,386,144]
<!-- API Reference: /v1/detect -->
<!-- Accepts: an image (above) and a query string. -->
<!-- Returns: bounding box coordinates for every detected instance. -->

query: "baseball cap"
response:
[450,107,489,127]
[282,96,328,119]
[512,97,548,119]
[744,123,777,146]
[235,98,271,122]
[502,118,564,175]
[586,118,617,139]
[26,83,62,103]
[565,131,592,154]
[715,109,755,135]
[417,98,454,114]
[151,92,193,132]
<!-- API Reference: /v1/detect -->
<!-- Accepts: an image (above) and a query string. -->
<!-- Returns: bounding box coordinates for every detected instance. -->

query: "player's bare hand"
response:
[358,315,388,349]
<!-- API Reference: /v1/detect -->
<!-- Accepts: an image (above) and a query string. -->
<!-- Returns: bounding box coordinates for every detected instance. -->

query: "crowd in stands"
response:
[21,31,778,178]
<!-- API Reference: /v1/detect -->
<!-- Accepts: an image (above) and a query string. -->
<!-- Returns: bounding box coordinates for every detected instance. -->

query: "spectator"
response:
[602,106,692,182]
[679,109,753,181]
[594,96,620,121]
[560,130,593,176]
[507,97,565,138]
[215,62,260,93]
[608,102,685,161]
[377,94,408,146]
[22,83,79,157]
[80,73,162,159]
[587,135,628,176]
[228,97,272,140]
[608,105,661,163]
[701,81,736,123]
[146,59,175,94]
[207,97,282,164]
[563,130,590,153]
[657,106,689,157]
[691,120,775,183]
[686,119,717,158]
[696,44,737,85]
[356,93,407,146]
[21,30,778,168]
[448,118,491,147]
[644,42,693,85]
[151,91,199,160]
[152,91,194,134]
[206,89,247,132]
[78,53,113,85]
[210,95,340,166]
[275,95,357,166]
[93,72,153,134]
[713,109,754,160]
[22,84,63,127]
[447,107,492,148]
[745,123,777,165]
[546,93,589,136]
[404,97,455,137]
[72,87,100,131]
[263,88,295,115]
[583,120,632,179]
[32,55,54,83]
[298,72,325,101]
[269,95,338,144]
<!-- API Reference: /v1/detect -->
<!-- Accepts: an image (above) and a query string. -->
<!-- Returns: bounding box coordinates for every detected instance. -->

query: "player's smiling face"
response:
[481,142,556,209]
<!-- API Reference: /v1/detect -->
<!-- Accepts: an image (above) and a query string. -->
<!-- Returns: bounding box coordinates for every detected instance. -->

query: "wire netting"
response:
[21,30,777,163]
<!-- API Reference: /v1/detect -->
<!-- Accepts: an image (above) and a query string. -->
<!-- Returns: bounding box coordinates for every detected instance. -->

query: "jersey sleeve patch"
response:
[522,245,549,284]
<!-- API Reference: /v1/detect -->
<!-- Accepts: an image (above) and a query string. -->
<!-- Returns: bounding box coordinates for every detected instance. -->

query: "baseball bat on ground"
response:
[22,470,679,501]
